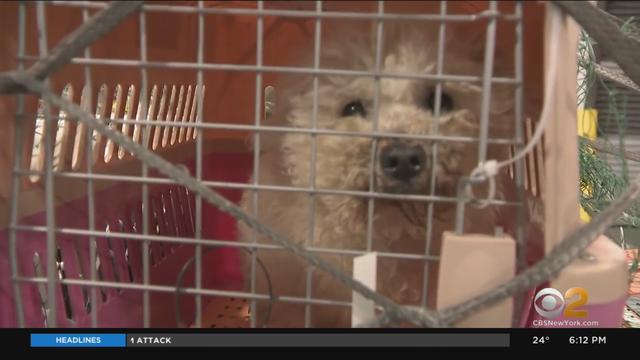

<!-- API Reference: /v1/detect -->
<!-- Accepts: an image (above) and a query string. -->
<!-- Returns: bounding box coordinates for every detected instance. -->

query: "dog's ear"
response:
[442,22,488,65]
[446,20,515,77]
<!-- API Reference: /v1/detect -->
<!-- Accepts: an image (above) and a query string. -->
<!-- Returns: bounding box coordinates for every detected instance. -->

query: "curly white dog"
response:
[238,10,515,328]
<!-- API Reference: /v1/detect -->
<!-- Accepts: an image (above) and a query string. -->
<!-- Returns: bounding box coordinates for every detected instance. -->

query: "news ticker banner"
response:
[31,333,508,347]
[26,330,639,348]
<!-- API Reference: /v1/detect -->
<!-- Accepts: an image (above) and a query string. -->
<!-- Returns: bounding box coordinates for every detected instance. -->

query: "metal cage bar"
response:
[35,1,58,328]
[511,1,526,327]
[304,0,324,329]
[421,0,449,310]
[249,0,265,329]
[194,0,206,330]
[8,1,28,328]
[81,4,98,328]
[138,5,151,328]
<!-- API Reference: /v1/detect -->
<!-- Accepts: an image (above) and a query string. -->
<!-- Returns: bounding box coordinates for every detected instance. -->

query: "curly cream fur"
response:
[238,17,515,328]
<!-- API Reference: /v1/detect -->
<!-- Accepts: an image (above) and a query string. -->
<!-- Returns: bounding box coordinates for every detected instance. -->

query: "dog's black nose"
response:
[379,143,427,182]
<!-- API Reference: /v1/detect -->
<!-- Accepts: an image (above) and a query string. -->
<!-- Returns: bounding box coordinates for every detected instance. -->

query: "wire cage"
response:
[0,0,630,328]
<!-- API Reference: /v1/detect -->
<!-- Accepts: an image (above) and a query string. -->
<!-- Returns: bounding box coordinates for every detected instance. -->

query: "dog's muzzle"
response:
[379,142,427,182]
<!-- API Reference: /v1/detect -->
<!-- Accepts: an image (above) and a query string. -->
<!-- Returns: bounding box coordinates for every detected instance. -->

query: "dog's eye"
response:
[426,91,454,113]
[341,100,367,118]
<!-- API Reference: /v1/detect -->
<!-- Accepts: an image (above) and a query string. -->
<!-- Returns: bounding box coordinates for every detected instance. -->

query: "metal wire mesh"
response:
[4,0,526,328]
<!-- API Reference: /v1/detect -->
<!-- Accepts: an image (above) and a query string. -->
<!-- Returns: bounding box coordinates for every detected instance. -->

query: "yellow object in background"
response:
[580,206,592,223]
[577,108,598,140]
[577,108,598,223]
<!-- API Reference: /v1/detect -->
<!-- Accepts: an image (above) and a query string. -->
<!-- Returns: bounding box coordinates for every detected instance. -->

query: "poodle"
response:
[237,6,515,328]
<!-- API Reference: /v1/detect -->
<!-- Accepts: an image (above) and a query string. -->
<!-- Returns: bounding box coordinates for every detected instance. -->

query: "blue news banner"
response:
[31,334,127,347]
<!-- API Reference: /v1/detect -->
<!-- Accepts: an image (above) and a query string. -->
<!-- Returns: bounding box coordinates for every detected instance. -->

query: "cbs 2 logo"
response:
[534,287,589,318]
